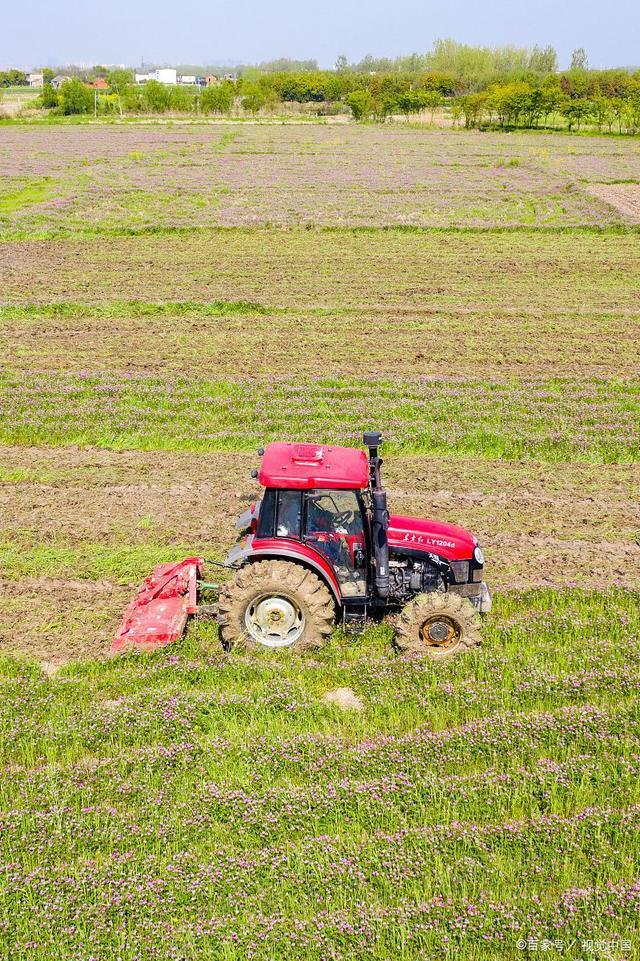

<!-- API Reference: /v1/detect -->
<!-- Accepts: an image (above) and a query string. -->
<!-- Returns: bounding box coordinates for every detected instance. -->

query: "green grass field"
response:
[0,123,638,960]
[1,591,639,958]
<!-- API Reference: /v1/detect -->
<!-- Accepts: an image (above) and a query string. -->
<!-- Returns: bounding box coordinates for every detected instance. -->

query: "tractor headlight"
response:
[474,546,484,566]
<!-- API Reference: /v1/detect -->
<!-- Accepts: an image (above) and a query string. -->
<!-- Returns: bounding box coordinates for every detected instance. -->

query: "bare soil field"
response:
[586,182,640,220]
[1,303,638,379]
[2,230,639,308]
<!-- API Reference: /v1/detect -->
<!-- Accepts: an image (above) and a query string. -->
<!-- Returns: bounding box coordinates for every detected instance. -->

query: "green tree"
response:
[570,48,589,71]
[257,58,318,73]
[528,45,558,74]
[487,82,534,126]
[422,89,445,119]
[7,69,28,86]
[561,97,591,130]
[108,69,133,118]
[170,85,193,112]
[625,94,640,134]
[538,83,564,126]
[420,72,459,95]
[335,55,348,72]
[396,90,444,121]
[397,91,423,120]
[59,78,93,115]
[371,95,396,121]
[592,94,616,132]
[42,68,54,84]
[346,90,373,121]
[458,91,487,128]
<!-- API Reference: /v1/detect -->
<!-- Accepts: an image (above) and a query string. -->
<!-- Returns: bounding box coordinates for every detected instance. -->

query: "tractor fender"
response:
[225,536,342,605]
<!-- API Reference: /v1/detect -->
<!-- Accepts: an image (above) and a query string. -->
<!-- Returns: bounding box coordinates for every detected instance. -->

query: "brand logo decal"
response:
[401,532,456,549]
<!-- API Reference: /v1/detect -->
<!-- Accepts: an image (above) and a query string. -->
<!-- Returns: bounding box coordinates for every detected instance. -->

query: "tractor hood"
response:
[388,514,477,562]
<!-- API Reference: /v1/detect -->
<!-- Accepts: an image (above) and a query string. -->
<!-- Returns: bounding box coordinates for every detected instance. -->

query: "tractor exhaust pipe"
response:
[364,430,389,599]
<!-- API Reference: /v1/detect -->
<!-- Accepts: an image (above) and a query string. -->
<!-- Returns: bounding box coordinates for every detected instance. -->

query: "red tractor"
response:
[113,432,490,658]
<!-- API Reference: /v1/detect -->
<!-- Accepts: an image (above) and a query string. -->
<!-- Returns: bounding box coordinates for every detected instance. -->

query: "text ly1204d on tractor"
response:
[112,432,491,658]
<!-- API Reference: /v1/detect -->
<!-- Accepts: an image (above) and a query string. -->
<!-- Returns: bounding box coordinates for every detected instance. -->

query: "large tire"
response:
[218,560,336,653]
[395,591,481,659]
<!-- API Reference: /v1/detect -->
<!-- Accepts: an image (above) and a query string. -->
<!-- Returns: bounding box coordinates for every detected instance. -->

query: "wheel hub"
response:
[420,615,461,648]
[245,595,305,648]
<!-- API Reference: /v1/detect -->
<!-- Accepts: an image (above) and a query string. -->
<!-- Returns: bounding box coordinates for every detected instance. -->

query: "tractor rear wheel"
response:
[218,560,335,653]
[395,592,481,659]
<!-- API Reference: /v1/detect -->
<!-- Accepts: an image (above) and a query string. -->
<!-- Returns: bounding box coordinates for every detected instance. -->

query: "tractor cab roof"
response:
[259,442,369,491]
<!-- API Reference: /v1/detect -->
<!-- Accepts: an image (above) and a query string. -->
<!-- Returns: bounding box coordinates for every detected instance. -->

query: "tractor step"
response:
[111,557,204,653]
[342,605,368,634]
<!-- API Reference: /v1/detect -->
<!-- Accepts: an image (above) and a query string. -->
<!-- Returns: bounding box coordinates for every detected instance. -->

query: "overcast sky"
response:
[4,0,638,70]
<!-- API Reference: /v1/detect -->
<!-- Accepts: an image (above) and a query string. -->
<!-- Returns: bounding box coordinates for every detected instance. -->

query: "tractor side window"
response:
[276,490,302,539]
[256,489,276,538]
[304,490,366,597]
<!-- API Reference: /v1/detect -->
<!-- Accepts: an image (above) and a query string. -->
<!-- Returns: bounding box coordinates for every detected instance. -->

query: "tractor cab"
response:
[257,485,368,598]
[229,440,371,602]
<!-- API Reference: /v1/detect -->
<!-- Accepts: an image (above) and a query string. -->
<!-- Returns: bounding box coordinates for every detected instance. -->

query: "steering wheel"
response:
[334,509,354,527]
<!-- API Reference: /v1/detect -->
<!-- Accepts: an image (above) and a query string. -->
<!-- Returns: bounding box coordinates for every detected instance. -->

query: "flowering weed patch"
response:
[1,125,640,234]
[0,370,637,462]
[0,591,638,959]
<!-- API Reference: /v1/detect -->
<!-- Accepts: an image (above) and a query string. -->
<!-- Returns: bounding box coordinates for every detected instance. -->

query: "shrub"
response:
[41,83,59,109]
[201,82,234,115]
[241,85,266,113]
[59,78,93,115]
[142,80,172,113]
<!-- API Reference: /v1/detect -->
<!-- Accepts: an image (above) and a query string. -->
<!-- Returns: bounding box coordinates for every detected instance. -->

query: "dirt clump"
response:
[321,688,364,711]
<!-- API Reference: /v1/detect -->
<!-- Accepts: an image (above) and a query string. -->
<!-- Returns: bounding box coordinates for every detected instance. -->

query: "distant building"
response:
[178,74,196,85]
[155,68,177,85]
[205,75,219,86]
[135,68,177,86]
[90,78,109,89]
[52,75,71,89]
[27,72,44,87]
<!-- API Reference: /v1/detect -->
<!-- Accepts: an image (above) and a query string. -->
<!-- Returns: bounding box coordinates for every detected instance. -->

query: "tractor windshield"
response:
[304,490,367,598]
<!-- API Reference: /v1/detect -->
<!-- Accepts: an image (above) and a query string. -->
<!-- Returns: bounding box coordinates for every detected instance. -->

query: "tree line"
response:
[11,39,640,134]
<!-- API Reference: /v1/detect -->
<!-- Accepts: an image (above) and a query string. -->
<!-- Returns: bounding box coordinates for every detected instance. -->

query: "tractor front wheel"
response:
[395,592,481,659]
[218,560,335,653]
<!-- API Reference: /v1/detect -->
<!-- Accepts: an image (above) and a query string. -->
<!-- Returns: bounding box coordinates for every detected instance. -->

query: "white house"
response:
[27,72,44,87]
[178,74,196,85]
[155,68,177,85]
[135,68,177,86]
